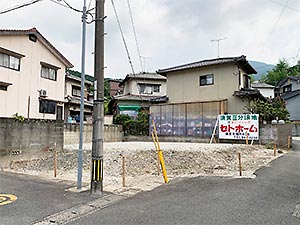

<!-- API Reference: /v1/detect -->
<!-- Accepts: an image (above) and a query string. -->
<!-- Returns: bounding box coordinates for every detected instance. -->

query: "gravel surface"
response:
[3,142,283,193]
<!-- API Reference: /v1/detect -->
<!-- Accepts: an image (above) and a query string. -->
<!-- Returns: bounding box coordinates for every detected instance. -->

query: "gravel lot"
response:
[3,142,283,193]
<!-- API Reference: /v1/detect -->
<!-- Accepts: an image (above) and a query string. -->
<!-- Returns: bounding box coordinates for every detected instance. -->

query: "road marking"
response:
[0,194,17,206]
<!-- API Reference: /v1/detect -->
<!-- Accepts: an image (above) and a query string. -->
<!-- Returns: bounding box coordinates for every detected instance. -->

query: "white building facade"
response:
[0,28,73,120]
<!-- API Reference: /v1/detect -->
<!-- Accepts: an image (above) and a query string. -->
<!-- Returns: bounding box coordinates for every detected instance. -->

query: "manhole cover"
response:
[0,194,17,206]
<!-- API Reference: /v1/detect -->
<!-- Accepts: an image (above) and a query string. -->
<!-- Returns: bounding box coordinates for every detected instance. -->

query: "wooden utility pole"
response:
[91,0,105,194]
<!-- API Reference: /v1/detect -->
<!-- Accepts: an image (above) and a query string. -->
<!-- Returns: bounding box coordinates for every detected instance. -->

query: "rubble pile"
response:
[5,142,280,187]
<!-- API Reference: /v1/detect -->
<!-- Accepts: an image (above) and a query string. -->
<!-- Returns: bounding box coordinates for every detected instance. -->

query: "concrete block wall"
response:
[292,123,300,137]
[63,123,123,145]
[260,124,292,147]
[0,118,63,159]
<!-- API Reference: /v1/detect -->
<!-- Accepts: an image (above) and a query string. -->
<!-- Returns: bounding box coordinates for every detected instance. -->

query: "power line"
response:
[111,0,135,75]
[270,0,300,14]
[127,0,143,72]
[61,0,82,13]
[261,0,289,53]
[0,0,42,15]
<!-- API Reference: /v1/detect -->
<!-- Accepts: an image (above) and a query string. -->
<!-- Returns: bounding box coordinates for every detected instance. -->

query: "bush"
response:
[113,110,149,136]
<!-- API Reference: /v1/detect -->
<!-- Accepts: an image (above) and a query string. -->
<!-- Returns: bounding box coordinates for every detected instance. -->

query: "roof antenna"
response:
[210,37,228,58]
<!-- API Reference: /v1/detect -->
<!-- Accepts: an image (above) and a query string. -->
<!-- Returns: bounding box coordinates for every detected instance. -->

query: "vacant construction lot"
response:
[3,142,283,193]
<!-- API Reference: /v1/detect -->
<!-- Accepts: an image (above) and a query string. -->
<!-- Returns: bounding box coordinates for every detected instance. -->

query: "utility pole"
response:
[77,0,87,190]
[91,0,105,194]
[210,37,227,58]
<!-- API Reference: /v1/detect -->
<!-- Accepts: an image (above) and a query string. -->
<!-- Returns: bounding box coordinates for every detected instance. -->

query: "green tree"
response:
[262,59,289,85]
[262,59,300,86]
[244,98,289,123]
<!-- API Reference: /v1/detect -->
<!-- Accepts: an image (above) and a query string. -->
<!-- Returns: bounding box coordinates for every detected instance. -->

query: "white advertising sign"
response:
[218,114,259,140]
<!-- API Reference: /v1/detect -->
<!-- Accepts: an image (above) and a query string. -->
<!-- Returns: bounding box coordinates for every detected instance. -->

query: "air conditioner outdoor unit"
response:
[40,89,47,97]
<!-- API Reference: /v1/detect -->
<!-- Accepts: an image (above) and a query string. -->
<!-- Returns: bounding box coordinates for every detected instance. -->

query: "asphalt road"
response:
[0,172,98,225]
[67,144,300,225]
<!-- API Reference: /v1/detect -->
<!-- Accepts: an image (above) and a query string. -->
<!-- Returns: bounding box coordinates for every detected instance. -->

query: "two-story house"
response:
[109,72,167,118]
[0,28,73,120]
[152,55,259,137]
[64,70,94,122]
[275,76,300,121]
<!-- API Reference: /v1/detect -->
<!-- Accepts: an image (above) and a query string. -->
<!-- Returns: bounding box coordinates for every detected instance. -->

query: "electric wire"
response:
[261,0,289,53]
[49,0,70,9]
[270,0,300,14]
[111,0,135,75]
[0,0,42,15]
[127,0,143,72]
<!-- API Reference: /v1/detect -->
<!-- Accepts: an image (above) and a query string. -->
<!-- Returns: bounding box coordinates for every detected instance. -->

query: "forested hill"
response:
[249,61,274,80]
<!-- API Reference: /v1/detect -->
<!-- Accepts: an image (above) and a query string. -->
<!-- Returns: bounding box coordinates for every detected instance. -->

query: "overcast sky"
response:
[1,0,300,78]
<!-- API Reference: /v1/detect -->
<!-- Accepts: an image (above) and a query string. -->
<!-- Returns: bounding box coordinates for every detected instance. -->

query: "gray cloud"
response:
[1,0,300,78]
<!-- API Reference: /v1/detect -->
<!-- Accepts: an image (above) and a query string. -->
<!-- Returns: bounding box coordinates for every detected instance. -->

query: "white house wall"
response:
[0,35,66,119]
[125,78,167,96]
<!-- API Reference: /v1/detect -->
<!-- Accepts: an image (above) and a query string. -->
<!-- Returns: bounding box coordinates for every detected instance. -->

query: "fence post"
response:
[273,139,277,157]
[238,152,242,176]
[53,142,57,178]
[288,136,291,150]
[122,155,125,187]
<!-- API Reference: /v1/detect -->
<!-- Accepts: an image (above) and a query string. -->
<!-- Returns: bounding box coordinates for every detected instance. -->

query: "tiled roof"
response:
[251,81,274,89]
[113,93,165,102]
[281,89,300,100]
[65,95,93,106]
[66,70,94,83]
[0,28,73,68]
[157,55,256,75]
[120,72,166,86]
[276,76,300,88]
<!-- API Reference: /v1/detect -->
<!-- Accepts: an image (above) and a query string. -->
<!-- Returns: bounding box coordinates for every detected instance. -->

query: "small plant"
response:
[12,113,25,122]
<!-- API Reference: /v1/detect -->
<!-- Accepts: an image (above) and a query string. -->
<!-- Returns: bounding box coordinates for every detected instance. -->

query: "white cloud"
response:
[1,0,300,79]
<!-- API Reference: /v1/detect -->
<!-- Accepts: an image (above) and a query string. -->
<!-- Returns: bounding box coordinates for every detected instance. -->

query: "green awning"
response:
[118,105,141,111]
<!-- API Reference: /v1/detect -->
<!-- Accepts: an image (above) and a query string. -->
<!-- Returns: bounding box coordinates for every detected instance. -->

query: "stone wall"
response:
[0,118,63,159]
[63,123,123,145]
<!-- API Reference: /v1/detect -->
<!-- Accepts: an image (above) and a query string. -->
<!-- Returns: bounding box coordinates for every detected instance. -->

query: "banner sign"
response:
[218,114,259,140]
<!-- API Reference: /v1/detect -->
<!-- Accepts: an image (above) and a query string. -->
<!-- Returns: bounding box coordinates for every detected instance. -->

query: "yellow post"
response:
[245,132,248,145]
[151,132,160,175]
[152,120,169,183]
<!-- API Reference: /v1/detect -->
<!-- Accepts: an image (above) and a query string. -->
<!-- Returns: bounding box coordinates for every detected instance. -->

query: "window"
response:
[200,74,214,86]
[40,62,60,81]
[0,52,21,71]
[72,85,81,97]
[138,83,160,94]
[283,84,292,93]
[39,99,56,114]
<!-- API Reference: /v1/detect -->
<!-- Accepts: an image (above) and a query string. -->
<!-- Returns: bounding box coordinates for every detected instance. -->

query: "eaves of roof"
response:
[251,82,274,89]
[119,72,166,86]
[276,76,300,88]
[0,28,73,68]
[157,55,256,75]
[113,94,163,101]
[66,70,94,83]
[281,89,300,100]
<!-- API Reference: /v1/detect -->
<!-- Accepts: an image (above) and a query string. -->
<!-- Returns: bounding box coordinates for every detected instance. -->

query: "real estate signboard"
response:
[218,114,259,140]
